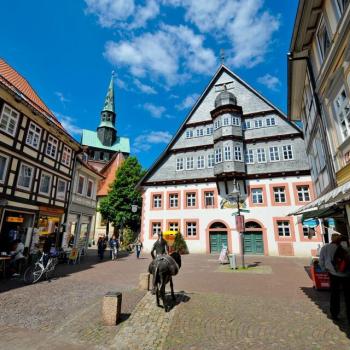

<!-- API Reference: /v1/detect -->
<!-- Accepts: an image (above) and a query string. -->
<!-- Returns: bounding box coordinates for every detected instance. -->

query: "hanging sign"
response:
[6,217,24,223]
[235,215,245,232]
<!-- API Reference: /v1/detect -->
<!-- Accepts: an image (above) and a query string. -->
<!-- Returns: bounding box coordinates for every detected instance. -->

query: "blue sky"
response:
[1,0,298,169]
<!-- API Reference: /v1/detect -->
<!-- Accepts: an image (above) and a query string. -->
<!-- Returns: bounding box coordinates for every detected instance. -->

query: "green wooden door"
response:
[210,232,228,253]
[244,232,264,254]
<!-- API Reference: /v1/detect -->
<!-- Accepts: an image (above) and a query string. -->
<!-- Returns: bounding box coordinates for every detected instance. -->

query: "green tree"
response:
[173,232,189,254]
[99,156,146,234]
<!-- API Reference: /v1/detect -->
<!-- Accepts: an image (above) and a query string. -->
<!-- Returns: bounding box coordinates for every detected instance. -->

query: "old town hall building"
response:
[139,65,322,257]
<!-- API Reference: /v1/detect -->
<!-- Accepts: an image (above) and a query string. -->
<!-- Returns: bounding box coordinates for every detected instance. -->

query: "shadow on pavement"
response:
[163,291,191,312]
[0,249,133,293]
[301,286,350,339]
[118,313,131,324]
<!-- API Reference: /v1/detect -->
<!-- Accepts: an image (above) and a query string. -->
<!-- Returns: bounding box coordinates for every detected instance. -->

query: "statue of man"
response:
[151,232,169,259]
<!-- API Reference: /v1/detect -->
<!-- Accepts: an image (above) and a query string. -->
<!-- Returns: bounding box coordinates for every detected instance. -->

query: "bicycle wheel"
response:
[23,264,43,284]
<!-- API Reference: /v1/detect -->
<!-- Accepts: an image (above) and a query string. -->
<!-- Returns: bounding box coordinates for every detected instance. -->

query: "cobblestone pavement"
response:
[1,252,350,349]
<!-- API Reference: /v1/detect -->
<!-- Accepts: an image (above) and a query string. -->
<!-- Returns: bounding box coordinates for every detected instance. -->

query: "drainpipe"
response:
[287,52,337,189]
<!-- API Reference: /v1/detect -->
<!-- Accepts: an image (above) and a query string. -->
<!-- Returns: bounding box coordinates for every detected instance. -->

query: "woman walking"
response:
[109,235,119,260]
[135,238,143,259]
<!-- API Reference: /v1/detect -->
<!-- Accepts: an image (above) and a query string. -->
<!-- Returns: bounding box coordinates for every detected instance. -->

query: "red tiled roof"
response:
[96,152,125,196]
[0,58,62,129]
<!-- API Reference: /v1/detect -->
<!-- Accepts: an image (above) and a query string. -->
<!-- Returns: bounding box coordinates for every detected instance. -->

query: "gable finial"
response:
[220,48,225,64]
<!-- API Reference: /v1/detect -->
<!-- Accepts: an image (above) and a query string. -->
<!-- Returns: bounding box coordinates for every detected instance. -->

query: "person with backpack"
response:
[319,233,350,321]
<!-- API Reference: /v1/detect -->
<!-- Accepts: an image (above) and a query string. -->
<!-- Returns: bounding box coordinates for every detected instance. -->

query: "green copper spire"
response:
[102,71,115,113]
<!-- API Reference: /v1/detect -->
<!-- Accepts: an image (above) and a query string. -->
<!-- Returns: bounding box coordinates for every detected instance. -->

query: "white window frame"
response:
[39,172,52,195]
[17,163,34,190]
[186,222,197,236]
[152,222,162,236]
[169,222,179,232]
[77,175,85,195]
[0,103,19,136]
[169,193,179,208]
[252,188,263,204]
[185,130,193,139]
[26,121,42,149]
[273,187,286,203]
[206,127,213,135]
[266,117,276,127]
[207,154,215,168]
[269,146,280,162]
[297,185,311,202]
[245,149,254,164]
[56,179,67,200]
[86,179,94,198]
[224,146,232,161]
[255,119,263,128]
[316,16,331,62]
[277,221,291,237]
[333,87,350,141]
[244,121,252,129]
[196,128,204,137]
[234,146,242,161]
[204,191,214,207]
[46,135,58,159]
[62,145,72,166]
[215,148,222,164]
[176,158,184,171]
[257,148,267,163]
[186,193,196,207]
[232,116,240,126]
[282,145,294,160]
[0,154,9,183]
[153,194,162,208]
[186,156,194,170]
[197,155,205,169]
[223,117,230,126]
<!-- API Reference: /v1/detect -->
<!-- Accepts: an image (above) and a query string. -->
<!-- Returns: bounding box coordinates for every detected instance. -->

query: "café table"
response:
[0,255,11,278]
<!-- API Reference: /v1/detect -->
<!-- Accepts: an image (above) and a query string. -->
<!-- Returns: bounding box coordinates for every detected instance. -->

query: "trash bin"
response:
[228,254,237,269]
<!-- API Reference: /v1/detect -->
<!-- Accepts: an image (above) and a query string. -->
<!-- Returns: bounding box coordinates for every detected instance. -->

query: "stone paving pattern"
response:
[1,251,350,349]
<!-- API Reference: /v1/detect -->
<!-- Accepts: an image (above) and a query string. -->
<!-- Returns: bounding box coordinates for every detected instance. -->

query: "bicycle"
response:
[23,252,58,284]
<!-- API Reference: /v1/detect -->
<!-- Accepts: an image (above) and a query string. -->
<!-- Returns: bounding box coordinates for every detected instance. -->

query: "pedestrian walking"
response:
[135,238,143,259]
[109,235,118,260]
[97,236,107,261]
[319,233,350,321]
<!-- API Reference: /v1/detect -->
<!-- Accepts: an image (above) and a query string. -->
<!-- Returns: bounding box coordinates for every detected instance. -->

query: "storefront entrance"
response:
[244,221,264,255]
[209,222,228,253]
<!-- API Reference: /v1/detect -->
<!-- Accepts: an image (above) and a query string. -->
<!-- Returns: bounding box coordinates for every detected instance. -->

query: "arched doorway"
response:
[244,221,264,255]
[209,222,228,253]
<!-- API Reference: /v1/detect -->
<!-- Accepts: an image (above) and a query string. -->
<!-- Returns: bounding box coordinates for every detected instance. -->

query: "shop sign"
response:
[6,217,24,223]
[235,215,245,232]
[39,206,64,215]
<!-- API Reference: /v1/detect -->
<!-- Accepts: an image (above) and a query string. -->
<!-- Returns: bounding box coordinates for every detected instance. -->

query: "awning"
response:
[289,181,350,217]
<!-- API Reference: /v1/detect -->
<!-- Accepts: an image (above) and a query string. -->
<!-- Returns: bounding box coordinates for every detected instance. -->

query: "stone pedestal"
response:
[138,272,150,291]
[102,292,122,326]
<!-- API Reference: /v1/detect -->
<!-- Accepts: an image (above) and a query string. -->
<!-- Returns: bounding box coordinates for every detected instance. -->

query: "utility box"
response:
[228,254,237,269]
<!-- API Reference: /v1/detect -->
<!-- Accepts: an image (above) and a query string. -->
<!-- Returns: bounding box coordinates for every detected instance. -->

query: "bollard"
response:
[138,272,150,291]
[102,292,122,326]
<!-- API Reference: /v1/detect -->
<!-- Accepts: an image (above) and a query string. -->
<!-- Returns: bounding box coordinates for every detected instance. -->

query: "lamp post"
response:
[229,180,245,269]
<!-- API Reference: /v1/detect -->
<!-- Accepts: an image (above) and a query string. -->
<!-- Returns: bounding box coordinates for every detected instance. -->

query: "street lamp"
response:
[229,179,245,268]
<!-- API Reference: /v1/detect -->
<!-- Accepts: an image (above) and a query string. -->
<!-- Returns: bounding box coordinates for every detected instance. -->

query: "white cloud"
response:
[176,93,199,110]
[116,78,130,91]
[257,74,281,91]
[133,130,172,152]
[85,0,158,29]
[55,91,70,103]
[104,24,216,86]
[134,79,157,94]
[143,103,166,118]
[55,112,82,137]
[163,0,280,68]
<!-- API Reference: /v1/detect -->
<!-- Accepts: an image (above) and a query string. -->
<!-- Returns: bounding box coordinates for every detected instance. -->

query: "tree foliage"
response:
[99,156,146,232]
[173,232,189,254]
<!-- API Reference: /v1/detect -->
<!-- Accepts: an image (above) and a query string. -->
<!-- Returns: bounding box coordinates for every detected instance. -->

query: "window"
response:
[57,179,67,200]
[169,194,179,208]
[0,104,19,136]
[77,175,85,195]
[39,172,52,195]
[303,226,315,237]
[282,145,293,160]
[234,146,242,161]
[26,122,41,149]
[186,156,194,170]
[152,222,162,236]
[277,221,291,237]
[186,222,197,236]
[255,119,263,128]
[169,222,179,232]
[232,117,240,126]
[207,154,215,168]
[0,154,9,183]
[243,121,252,129]
[336,0,349,15]
[316,16,331,61]
[196,128,204,137]
[17,163,34,189]
[153,194,162,208]
[297,185,310,202]
[87,180,94,198]
[214,119,221,130]
[197,155,205,169]
[252,188,263,204]
[185,130,193,138]
[206,127,213,135]
[266,117,276,127]
[245,149,254,164]
[269,146,280,161]
[204,191,214,207]
[176,158,184,171]
[46,135,58,159]
[62,146,72,166]
[257,148,266,163]
[186,192,196,207]
[224,146,232,161]
[223,117,230,126]
[273,187,286,203]
[333,87,350,140]
[215,148,222,163]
